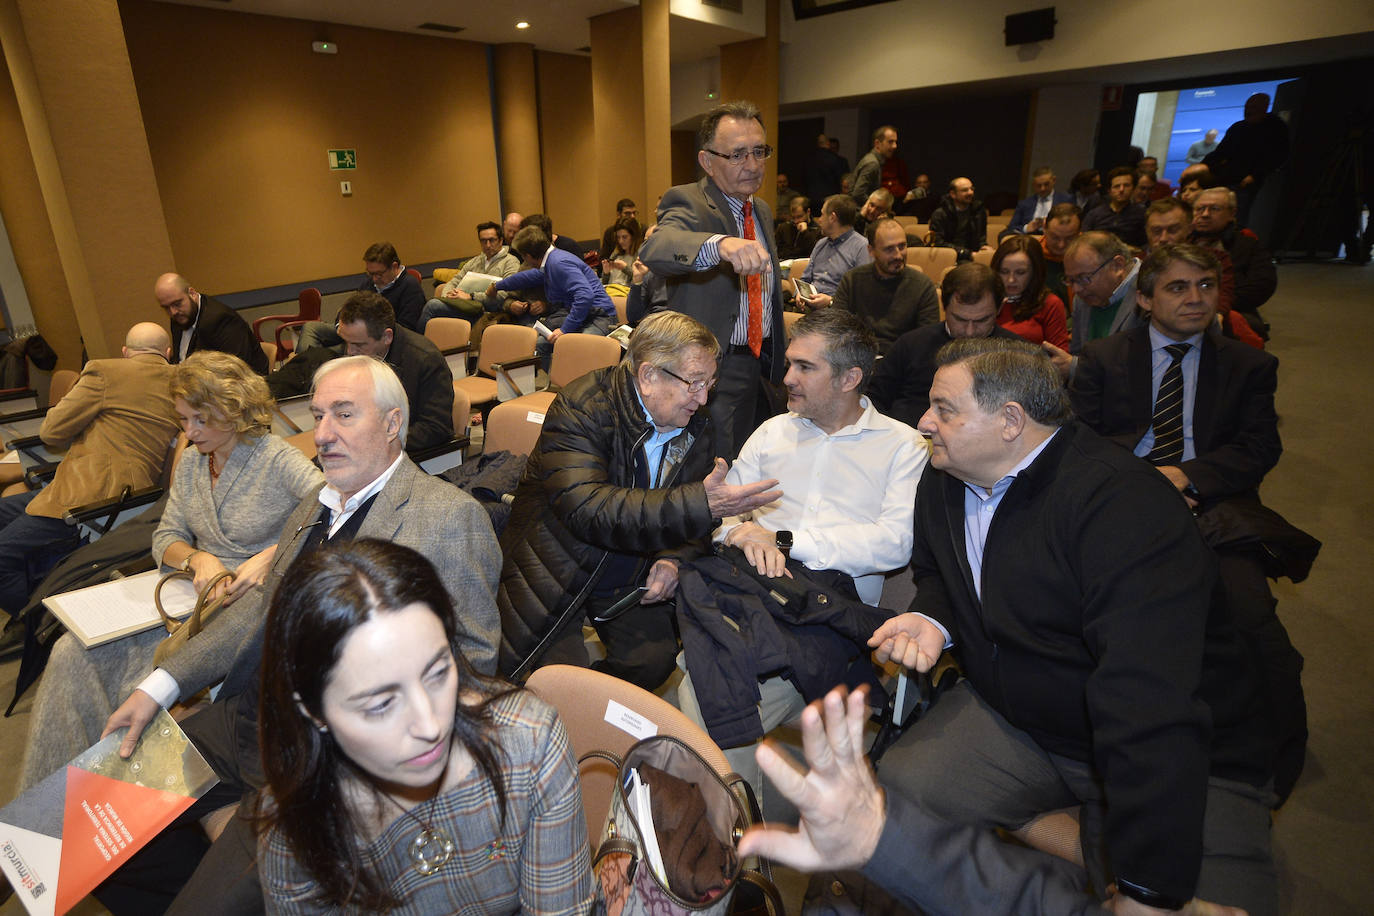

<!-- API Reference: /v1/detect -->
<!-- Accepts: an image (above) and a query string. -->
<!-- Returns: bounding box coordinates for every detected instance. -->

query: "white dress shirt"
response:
[716,397,928,604]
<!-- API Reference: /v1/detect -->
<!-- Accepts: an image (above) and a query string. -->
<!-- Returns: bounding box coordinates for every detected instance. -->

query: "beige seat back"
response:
[526,664,731,848]
[483,394,553,457]
[548,334,622,389]
[906,245,958,278]
[47,369,79,407]
[476,324,537,378]
[425,317,472,380]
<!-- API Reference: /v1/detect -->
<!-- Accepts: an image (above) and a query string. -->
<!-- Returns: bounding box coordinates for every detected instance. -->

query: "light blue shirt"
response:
[962,430,1060,602]
[634,388,681,486]
[802,228,871,296]
[1132,325,1204,463]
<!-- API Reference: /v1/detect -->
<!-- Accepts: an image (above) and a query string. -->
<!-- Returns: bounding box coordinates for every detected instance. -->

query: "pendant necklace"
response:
[383,782,455,876]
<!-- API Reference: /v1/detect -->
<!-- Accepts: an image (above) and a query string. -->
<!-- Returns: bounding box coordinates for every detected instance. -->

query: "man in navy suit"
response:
[1071,242,1306,804]
[1001,167,1073,240]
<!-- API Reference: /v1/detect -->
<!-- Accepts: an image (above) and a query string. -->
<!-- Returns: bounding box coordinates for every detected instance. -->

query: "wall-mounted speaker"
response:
[1005,8,1056,46]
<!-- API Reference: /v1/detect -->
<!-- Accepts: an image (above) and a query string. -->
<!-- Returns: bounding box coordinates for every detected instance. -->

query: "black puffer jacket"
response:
[497,362,717,679]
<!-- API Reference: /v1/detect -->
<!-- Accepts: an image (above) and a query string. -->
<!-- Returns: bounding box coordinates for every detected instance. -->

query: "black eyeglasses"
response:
[1066,258,1113,288]
[702,145,774,165]
[657,365,717,394]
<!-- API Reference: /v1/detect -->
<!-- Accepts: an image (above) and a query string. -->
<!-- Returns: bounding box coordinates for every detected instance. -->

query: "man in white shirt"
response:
[676,307,928,802]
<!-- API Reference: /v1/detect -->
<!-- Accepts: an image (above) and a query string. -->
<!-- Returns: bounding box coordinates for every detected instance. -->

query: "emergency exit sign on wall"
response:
[327,149,356,170]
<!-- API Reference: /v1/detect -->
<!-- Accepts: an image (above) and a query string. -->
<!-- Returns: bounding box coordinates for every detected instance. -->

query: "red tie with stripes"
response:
[741,199,763,358]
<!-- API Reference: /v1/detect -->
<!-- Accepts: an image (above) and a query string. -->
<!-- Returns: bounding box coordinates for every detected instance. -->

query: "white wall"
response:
[670,0,765,35]
[670,56,720,127]
[779,0,1374,105]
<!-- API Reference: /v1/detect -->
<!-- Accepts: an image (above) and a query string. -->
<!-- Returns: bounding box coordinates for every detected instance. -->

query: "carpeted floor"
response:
[1,259,1370,914]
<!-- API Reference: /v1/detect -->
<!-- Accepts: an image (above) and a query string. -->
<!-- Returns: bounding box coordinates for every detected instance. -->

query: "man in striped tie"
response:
[1069,243,1307,806]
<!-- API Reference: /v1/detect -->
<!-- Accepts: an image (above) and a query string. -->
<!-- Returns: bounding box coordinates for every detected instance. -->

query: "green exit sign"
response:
[327,149,356,170]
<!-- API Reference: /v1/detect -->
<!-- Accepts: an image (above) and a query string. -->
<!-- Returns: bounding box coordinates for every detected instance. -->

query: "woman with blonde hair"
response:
[18,350,324,790]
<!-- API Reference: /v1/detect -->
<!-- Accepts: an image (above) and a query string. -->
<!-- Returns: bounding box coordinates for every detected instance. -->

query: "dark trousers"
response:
[95,692,266,916]
[541,589,679,692]
[0,489,81,618]
[1217,545,1307,802]
[879,682,1278,916]
[711,345,776,460]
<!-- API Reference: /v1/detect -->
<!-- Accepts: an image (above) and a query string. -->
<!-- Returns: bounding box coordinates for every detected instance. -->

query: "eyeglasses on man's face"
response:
[1067,257,1113,288]
[703,145,775,165]
[657,364,718,394]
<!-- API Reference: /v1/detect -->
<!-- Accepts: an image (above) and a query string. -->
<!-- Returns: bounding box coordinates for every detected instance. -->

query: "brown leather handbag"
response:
[152,569,233,667]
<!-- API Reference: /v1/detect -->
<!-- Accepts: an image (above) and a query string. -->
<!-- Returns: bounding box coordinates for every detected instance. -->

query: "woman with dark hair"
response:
[992,235,1070,350]
[600,217,642,288]
[256,539,591,915]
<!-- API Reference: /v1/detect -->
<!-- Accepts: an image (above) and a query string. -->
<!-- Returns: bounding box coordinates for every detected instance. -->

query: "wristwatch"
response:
[180,550,199,572]
[775,530,793,559]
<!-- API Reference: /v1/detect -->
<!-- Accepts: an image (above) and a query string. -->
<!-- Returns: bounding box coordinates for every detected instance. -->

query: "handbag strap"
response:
[155,568,234,635]
[730,869,787,916]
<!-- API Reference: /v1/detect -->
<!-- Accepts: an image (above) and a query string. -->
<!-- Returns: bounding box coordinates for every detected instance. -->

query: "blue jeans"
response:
[0,489,82,618]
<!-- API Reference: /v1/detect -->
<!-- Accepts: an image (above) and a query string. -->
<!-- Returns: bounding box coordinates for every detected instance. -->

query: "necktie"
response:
[741,199,763,358]
[1147,343,1190,465]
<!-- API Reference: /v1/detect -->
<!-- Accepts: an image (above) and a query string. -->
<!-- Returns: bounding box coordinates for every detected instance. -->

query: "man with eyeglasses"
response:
[1043,231,1146,379]
[1190,187,1276,341]
[640,99,784,460]
[674,307,926,806]
[1069,242,1305,811]
[295,241,429,352]
[265,292,455,453]
[497,312,782,692]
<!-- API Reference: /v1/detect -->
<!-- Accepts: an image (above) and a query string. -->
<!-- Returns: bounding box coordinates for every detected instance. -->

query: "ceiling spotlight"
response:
[516,21,530,29]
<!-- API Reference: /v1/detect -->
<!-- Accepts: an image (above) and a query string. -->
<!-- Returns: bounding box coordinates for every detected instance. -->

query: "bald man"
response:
[502,211,524,246]
[154,272,268,375]
[0,323,181,623]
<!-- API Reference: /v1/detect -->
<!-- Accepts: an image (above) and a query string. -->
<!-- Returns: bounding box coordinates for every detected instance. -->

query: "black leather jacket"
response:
[497,361,717,679]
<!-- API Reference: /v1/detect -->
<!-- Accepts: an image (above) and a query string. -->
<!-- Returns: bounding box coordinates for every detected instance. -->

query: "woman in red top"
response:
[993,235,1070,350]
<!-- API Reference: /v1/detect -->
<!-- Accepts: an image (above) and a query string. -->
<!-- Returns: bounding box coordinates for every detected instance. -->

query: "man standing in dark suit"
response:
[1070,242,1306,803]
[155,272,269,375]
[639,100,783,459]
[872,337,1278,915]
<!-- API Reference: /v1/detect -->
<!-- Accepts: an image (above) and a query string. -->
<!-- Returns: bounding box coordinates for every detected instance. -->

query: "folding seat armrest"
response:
[491,355,540,372]
[63,485,164,533]
[408,435,472,464]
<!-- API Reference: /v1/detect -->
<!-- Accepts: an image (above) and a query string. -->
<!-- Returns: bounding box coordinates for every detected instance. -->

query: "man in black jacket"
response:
[867,262,1019,426]
[154,272,268,375]
[266,292,454,453]
[928,177,991,262]
[872,338,1277,915]
[497,312,780,690]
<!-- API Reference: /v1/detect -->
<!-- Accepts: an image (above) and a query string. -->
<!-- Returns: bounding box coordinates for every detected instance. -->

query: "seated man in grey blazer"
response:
[94,356,502,914]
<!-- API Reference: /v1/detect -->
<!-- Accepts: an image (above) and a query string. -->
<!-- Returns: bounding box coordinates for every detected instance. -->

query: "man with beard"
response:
[833,218,939,354]
[154,272,268,375]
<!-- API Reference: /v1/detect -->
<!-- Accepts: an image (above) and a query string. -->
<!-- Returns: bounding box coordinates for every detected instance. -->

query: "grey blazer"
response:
[160,456,503,700]
[638,177,786,382]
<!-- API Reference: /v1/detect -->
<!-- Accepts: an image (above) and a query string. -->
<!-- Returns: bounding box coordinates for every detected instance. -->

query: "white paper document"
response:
[43,570,198,649]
